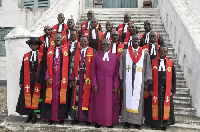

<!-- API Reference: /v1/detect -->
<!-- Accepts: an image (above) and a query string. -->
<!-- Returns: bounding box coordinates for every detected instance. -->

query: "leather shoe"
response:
[107,125,113,128]
[151,126,156,130]
[71,120,78,125]
[85,121,91,126]
[25,115,32,123]
[124,122,130,129]
[135,124,141,130]
[59,120,64,125]
[161,127,167,131]
[32,115,37,124]
[48,120,54,125]
[95,123,101,128]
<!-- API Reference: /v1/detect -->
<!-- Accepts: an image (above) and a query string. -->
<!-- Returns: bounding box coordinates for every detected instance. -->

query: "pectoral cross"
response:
[87,53,93,62]
[126,65,131,72]
[62,78,66,84]
[35,87,39,92]
[54,65,58,71]
[153,96,157,103]
[25,85,30,92]
[166,96,169,102]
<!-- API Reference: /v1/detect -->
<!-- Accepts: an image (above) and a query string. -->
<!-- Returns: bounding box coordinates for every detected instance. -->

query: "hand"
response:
[113,88,118,93]
[149,91,153,96]
[93,86,98,93]
[70,81,75,87]
[46,79,51,87]
[144,85,148,91]
[19,84,23,88]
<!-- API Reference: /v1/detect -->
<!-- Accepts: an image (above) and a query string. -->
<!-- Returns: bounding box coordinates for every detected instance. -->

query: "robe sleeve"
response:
[158,34,164,46]
[171,63,176,94]
[119,50,125,81]
[19,58,24,85]
[144,51,152,84]
[45,69,50,80]
[91,54,98,87]
[113,56,120,88]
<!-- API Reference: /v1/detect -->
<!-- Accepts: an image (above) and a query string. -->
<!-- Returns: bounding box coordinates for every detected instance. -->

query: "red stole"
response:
[140,32,160,45]
[52,23,68,35]
[110,41,124,59]
[61,29,79,45]
[23,51,42,109]
[128,46,143,64]
[39,35,54,54]
[64,41,81,49]
[143,43,160,98]
[84,29,103,52]
[46,46,69,104]
[117,22,132,36]
[81,20,100,35]
[152,57,173,120]
[124,31,137,46]
[72,47,93,110]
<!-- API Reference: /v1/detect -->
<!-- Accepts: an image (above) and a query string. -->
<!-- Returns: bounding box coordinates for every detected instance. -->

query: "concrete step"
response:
[175,115,200,125]
[174,107,196,116]
[176,80,187,87]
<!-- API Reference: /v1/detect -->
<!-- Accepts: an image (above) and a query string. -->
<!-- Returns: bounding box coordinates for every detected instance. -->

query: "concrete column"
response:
[5,25,32,115]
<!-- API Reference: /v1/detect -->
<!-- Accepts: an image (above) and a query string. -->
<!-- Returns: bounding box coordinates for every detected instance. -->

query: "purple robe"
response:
[45,47,61,121]
[87,51,120,126]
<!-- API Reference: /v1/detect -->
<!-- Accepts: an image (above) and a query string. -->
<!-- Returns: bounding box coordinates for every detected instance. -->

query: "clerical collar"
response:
[132,47,139,52]
[71,40,77,43]
[124,23,129,25]
[102,51,110,61]
[81,47,88,57]
[159,58,166,60]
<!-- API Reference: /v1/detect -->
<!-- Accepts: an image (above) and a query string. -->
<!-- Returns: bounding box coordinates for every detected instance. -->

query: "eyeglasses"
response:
[44,29,51,31]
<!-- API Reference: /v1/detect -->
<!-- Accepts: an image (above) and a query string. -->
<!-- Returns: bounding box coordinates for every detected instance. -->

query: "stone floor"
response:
[0,85,7,115]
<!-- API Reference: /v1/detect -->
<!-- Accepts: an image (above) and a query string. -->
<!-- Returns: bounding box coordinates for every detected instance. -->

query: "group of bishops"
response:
[16,10,176,131]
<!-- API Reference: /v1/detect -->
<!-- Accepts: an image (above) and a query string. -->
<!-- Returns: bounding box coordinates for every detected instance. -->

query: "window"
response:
[21,0,50,9]
[0,28,12,57]
[0,0,2,7]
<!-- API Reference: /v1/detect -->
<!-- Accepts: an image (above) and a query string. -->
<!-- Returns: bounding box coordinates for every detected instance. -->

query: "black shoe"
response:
[31,115,37,124]
[124,122,130,129]
[95,123,101,128]
[59,120,64,125]
[48,120,54,125]
[71,120,78,125]
[151,126,156,130]
[25,115,32,123]
[135,124,141,130]
[161,127,167,131]
[85,121,91,126]
[107,125,113,128]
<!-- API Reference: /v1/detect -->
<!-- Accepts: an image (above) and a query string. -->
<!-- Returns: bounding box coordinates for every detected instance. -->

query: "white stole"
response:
[125,49,144,113]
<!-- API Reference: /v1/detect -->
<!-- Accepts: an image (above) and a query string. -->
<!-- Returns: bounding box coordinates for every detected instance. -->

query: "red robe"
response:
[81,20,100,35]
[117,22,132,37]
[110,41,124,59]
[39,35,54,54]
[61,29,79,45]
[140,32,160,45]
[63,41,81,49]
[52,23,68,36]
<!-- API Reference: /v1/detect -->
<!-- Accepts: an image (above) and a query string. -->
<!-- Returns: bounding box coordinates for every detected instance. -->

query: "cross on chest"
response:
[87,53,93,62]
[126,65,131,72]
[54,65,59,71]
[25,85,30,92]
[153,96,157,103]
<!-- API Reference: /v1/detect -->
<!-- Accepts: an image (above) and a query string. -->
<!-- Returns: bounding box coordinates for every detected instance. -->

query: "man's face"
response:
[132,35,140,49]
[128,24,136,34]
[124,14,130,23]
[102,40,111,52]
[149,32,157,44]
[106,22,112,31]
[54,34,62,46]
[57,14,65,24]
[144,21,152,32]
[30,43,39,51]
[67,20,74,29]
[70,31,77,42]
[159,47,168,59]
[87,13,93,20]
[90,19,97,29]
[80,37,88,48]
[43,26,52,36]
[111,31,119,42]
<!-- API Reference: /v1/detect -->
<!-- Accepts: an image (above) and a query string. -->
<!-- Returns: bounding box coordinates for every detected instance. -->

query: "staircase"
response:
[76,8,200,126]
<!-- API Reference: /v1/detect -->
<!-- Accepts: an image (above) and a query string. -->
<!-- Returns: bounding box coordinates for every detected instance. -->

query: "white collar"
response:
[102,51,110,61]
[132,47,139,52]
[81,47,88,57]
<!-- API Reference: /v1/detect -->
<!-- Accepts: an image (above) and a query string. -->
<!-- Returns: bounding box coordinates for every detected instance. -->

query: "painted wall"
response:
[158,0,200,117]
[189,0,200,15]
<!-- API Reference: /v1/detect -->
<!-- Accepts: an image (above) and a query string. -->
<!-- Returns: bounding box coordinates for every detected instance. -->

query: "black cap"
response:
[26,37,43,46]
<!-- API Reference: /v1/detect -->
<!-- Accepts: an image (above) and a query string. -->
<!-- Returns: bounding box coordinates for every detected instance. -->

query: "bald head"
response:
[87,10,94,20]
[43,25,52,36]
[57,13,65,24]
[124,13,131,23]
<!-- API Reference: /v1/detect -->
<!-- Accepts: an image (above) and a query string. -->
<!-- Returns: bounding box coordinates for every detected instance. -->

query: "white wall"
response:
[188,0,200,15]
[158,0,200,117]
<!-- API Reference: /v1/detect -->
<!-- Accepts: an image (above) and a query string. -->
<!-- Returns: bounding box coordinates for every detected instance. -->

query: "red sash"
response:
[110,41,124,59]
[128,46,143,64]
[84,29,103,52]
[152,57,172,120]
[61,29,79,45]
[31,52,43,109]
[117,22,132,36]
[143,43,160,98]
[81,20,100,35]
[39,35,55,54]
[72,47,93,110]
[23,51,42,109]
[63,41,81,49]
[52,23,68,36]
[140,32,160,45]
[45,46,69,104]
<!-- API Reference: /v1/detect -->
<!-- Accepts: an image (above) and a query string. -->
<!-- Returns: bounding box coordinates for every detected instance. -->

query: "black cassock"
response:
[16,53,39,116]
[140,32,164,47]
[145,60,176,128]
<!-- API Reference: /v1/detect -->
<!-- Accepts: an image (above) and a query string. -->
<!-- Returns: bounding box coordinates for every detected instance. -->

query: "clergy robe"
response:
[110,41,124,59]
[103,30,114,41]
[40,46,69,121]
[147,57,176,127]
[39,34,54,54]
[116,22,132,42]
[52,23,68,36]
[119,47,152,125]
[81,20,102,35]
[70,47,97,121]
[16,51,42,115]
[61,29,79,45]
[88,51,120,126]
[84,29,103,52]
[140,32,164,47]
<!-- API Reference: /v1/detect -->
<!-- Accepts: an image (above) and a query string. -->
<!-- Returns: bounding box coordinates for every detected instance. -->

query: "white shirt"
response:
[58,23,63,32]
[55,47,59,58]
[30,51,36,61]
[150,43,157,55]
[67,30,71,40]
[145,31,151,44]
[158,58,166,71]
[87,21,90,29]
[132,47,139,56]
[102,51,110,61]
[112,43,117,54]
[70,41,76,53]
[128,36,132,47]
[92,29,96,39]
[123,23,129,33]
[81,47,88,58]
[45,37,49,48]
[106,32,111,40]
